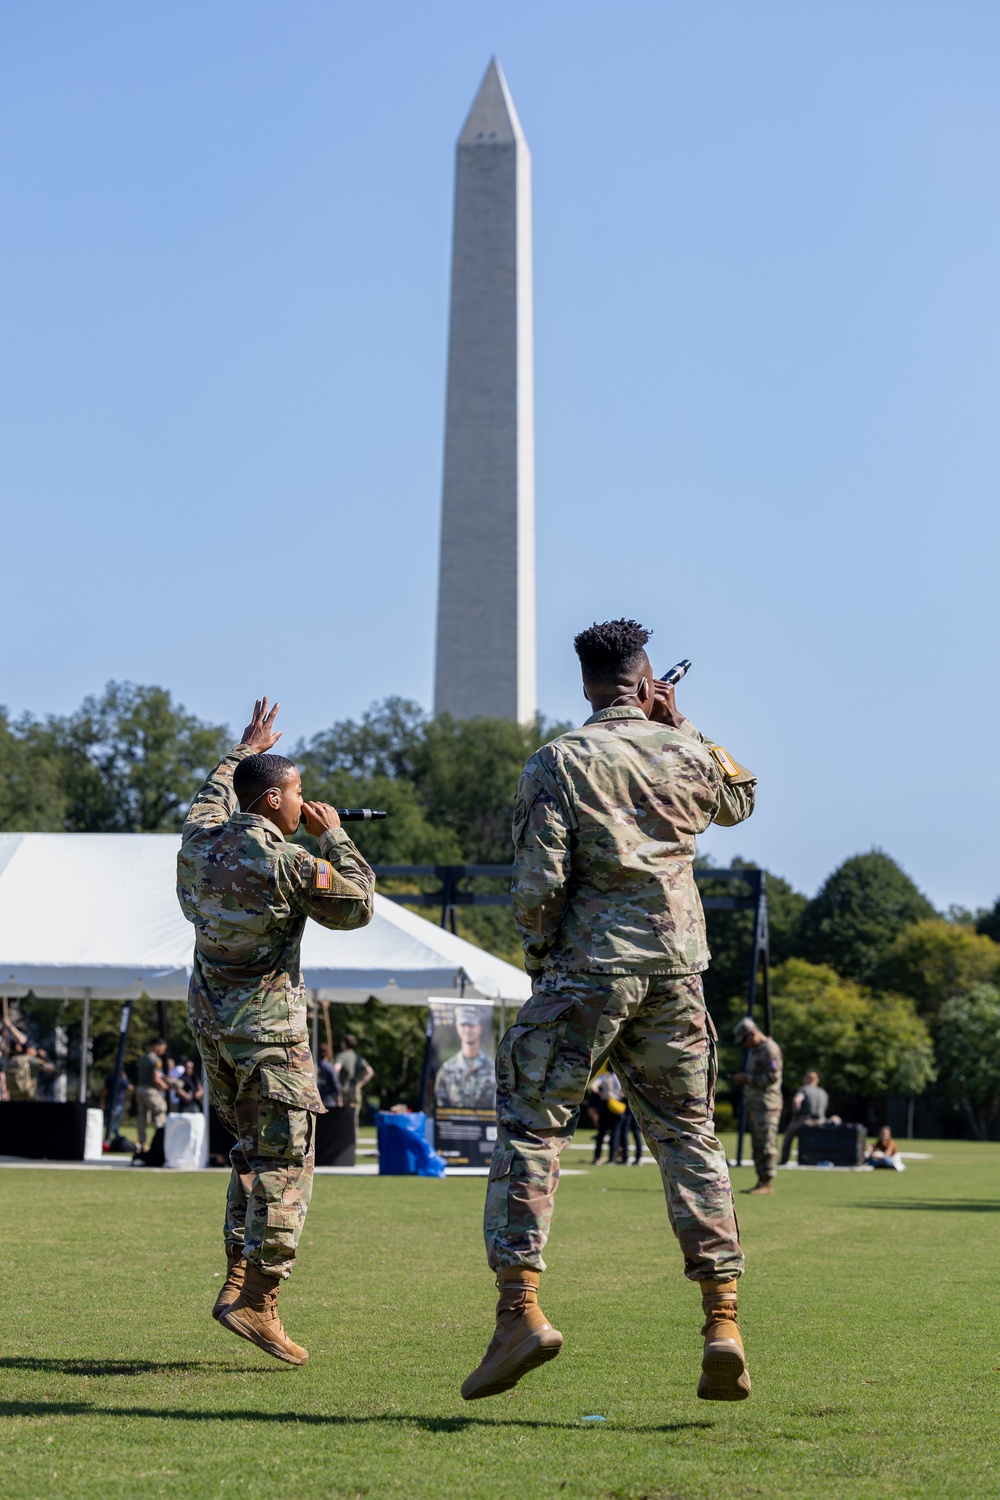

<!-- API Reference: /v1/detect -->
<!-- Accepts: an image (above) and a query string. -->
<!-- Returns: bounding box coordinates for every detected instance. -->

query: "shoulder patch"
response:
[315,860,333,891]
[711,745,741,778]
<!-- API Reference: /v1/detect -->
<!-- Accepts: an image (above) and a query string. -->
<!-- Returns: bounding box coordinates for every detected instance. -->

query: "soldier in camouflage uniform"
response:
[462,620,757,1405]
[732,1017,783,1193]
[177,697,374,1364]
[435,1007,496,1110]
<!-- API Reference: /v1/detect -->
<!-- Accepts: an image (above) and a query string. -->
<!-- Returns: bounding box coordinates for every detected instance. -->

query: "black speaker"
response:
[315,1107,356,1167]
[797,1122,866,1167]
[144,1125,166,1167]
[0,1102,89,1161]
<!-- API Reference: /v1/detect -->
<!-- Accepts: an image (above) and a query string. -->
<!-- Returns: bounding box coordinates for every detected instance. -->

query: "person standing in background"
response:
[316,1044,342,1110]
[135,1039,169,1150]
[731,1018,783,1193]
[335,1034,374,1129]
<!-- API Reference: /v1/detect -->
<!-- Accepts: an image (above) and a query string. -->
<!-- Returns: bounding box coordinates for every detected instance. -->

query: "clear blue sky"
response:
[3,3,998,909]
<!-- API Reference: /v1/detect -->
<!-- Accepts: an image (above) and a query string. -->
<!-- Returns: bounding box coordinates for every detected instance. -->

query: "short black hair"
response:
[573,619,652,684]
[233,753,298,811]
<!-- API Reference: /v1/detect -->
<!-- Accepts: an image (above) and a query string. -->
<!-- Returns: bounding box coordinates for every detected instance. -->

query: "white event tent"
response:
[0,833,531,1006]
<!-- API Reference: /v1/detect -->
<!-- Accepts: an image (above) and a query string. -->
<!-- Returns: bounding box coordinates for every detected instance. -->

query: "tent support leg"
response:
[80,991,91,1105]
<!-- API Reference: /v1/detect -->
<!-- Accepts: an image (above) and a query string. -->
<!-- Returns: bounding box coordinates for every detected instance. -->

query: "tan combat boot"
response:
[461,1268,563,1400]
[697,1280,751,1401]
[745,1178,774,1195]
[211,1243,246,1322]
[219,1262,309,1365]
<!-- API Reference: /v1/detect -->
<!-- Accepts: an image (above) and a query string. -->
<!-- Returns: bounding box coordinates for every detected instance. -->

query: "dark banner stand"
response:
[0,1102,90,1161]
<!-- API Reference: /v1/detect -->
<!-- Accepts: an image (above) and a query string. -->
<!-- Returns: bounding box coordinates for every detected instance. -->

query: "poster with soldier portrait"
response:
[427,999,497,1167]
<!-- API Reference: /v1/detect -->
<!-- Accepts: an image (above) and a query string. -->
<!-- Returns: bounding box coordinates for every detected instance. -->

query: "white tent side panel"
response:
[0,833,530,1005]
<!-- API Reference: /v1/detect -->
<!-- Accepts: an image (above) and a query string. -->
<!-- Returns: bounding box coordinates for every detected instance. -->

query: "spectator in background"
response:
[779,1069,830,1165]
[135,1038,169,1150]
[101,1065,133,1141]
[6,1043,55,1102]
[335,1034,374,1128]
[866,1126,905,1171]
[316,1043,342,1110]
[0,1016,28,1103]
[170,1058,204,1113]
[587,1073,615,1164]
[614,1102,644,1166]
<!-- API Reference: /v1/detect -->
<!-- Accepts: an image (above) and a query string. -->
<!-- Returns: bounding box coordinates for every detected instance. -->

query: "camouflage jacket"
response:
[177,746,375,1045]
[512,708,755,976]
[434,1050,496,1110]
[744,1037,783,1103]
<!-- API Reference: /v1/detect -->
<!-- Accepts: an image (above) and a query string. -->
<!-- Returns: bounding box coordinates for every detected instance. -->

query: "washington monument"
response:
[433,59,537,723]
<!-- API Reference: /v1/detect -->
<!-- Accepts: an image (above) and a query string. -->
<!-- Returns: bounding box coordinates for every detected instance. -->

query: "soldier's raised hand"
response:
[649,679,684,728]
[241,696,282,753]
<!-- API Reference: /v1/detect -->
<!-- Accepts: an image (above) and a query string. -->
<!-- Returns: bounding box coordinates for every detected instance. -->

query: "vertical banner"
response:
[428,999,497,1168]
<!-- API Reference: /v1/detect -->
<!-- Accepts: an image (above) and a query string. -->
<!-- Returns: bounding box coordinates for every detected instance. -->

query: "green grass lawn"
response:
[5,1138,999,1500]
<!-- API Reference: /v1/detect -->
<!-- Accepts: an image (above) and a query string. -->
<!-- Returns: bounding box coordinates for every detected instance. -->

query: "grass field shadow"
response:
[0,1400,713,1436]
[0,1358,286,1377]
[847,1201,1000,1213]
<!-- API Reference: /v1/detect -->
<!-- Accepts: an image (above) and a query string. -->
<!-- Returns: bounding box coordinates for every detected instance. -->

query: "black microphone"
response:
[299,808,387,826]
[659,658,692,687]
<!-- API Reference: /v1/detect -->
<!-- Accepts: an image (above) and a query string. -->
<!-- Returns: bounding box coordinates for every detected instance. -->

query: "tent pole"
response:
[80,991,91,1104]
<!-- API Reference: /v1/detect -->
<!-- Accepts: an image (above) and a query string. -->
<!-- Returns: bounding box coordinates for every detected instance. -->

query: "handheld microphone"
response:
[299,808,388,826]
[659,659,692,687]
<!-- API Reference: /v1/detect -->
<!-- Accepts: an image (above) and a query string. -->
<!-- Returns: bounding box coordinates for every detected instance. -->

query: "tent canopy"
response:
[0,833,531,1005]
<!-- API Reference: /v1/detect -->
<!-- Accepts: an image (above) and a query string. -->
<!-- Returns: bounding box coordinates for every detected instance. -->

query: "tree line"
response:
[3,683,999,1136]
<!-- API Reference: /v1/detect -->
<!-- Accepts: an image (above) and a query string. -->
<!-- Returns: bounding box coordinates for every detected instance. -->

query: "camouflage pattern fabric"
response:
[135,1085,167,1143]
[7,1054,40,1102]
[435,1050,496,1110]
[742,1037,782,1181]
[484,971,743,1283]
[512,708,756,977]
[748,1099,782,1182]
[176,746,375,1045]
[743,1036,783,1103]
[199,1035,324,1279]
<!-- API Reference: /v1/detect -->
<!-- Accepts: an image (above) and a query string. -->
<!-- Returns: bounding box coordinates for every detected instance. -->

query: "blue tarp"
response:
[375,1111,447,1177]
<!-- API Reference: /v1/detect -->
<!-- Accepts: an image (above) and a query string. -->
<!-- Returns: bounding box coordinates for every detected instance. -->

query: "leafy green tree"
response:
[872,919,1000,1019]
[0,708,66,830]
[20,682,230,832]
[857,993,937,1098]
[759,959,870,1094]
[732,958,934,1102]
[699,859,807,1025]
[933,985,1000,1140]
[793,851,936,982]
[975,897,1000,944]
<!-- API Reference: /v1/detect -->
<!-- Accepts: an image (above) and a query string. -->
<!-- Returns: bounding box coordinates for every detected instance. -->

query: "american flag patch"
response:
[315,860,333,891]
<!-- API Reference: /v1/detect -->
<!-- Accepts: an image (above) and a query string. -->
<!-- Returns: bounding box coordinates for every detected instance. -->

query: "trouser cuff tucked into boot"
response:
[461,1267,563,1401]
[212,1242,246,1322]
[219,1262,308,1366]
[697,1279,751,1402]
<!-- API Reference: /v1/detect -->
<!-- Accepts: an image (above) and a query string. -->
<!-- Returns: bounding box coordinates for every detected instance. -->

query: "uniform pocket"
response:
[258,1063,325,1115]
[266,1203,302,1232]
[489,1149,514,1182]
[496,1000,575,1105]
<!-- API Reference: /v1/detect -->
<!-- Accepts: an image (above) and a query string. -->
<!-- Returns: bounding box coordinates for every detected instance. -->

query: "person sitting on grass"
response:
[866,1126,905,1171]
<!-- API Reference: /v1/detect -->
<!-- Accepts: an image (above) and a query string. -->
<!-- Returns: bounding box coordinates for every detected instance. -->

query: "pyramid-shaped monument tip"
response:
[458,57,527,148]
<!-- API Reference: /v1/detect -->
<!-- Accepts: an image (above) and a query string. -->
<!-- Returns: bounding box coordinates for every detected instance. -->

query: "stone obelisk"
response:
[433,59,536,723]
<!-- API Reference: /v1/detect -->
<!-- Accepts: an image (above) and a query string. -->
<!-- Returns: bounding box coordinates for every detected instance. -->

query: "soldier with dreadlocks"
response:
[462,620,757,1404]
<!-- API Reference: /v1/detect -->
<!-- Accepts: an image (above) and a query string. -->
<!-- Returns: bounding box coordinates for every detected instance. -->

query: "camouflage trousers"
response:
[196,1035,323,1280]
[484,971,743,1283]
[747,1097,782,1182]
